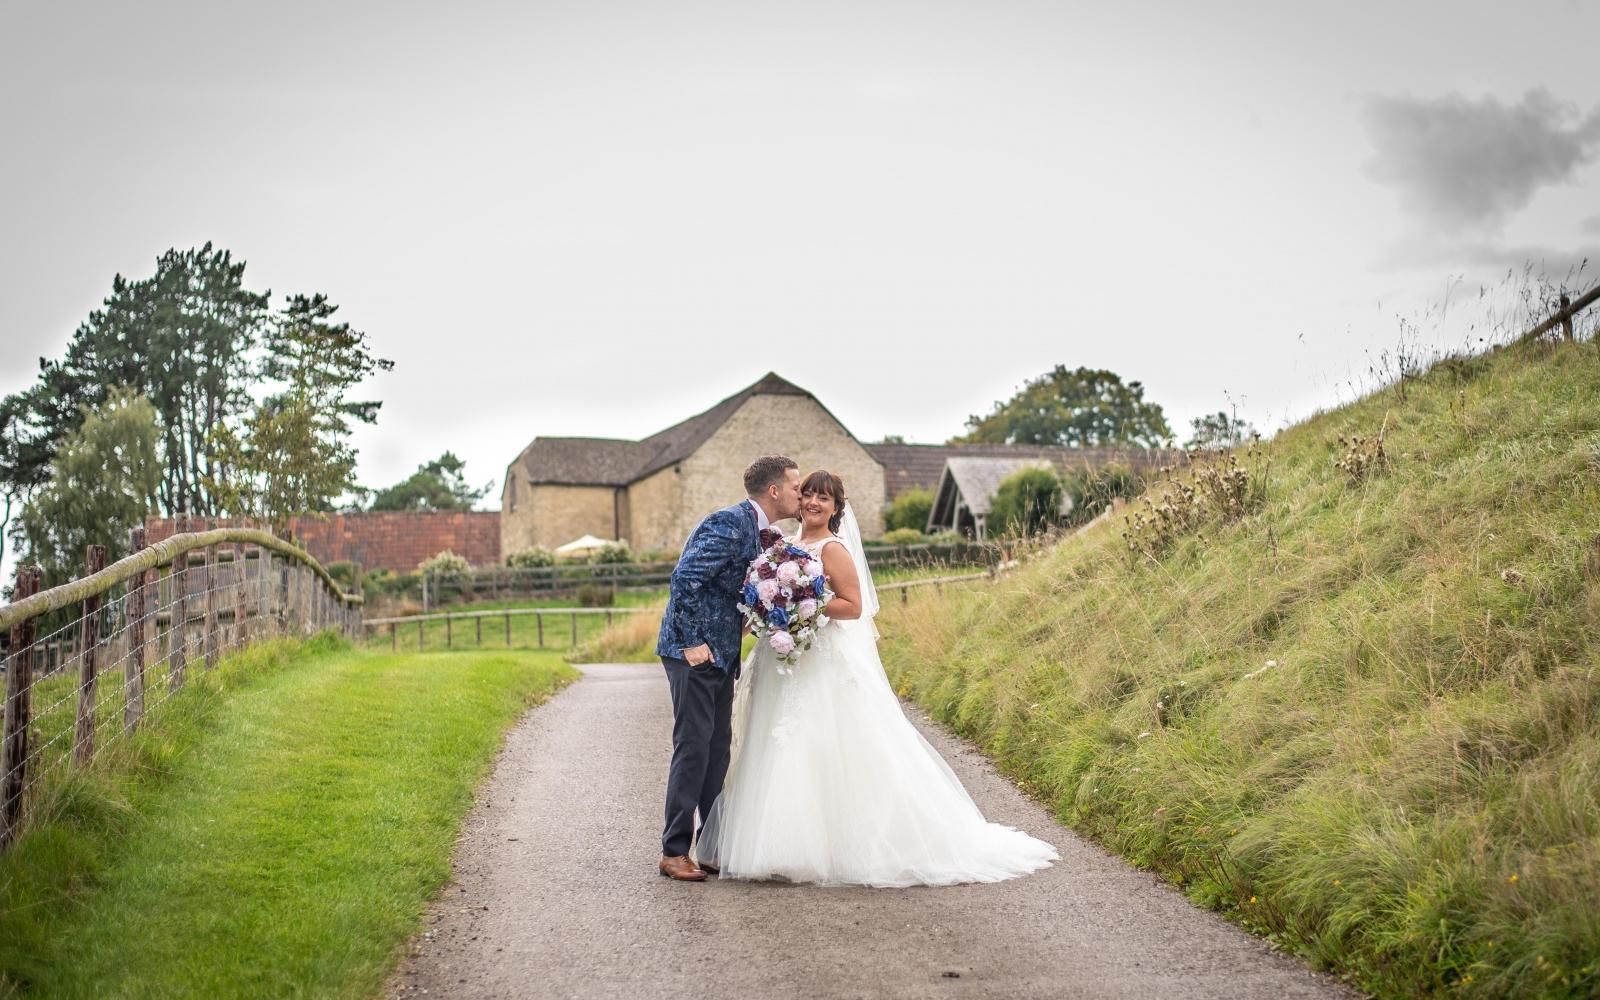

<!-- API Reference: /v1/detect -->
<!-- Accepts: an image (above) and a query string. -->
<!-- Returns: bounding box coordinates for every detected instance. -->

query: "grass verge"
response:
[0,633,576,999]
[875,338,1600,998]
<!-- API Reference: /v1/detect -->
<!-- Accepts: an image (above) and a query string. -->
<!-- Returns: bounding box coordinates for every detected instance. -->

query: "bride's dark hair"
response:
[800,470,847,533]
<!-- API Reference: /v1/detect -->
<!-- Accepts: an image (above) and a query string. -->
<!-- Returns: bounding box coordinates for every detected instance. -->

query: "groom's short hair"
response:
[744,456,798,496]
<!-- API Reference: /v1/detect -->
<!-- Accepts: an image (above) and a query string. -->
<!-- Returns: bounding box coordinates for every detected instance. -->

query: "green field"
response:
[875,339,1600,998]
[0,634,576,999]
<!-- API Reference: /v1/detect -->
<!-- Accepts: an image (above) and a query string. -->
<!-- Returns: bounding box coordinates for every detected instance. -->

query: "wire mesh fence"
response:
[1,524,363,850]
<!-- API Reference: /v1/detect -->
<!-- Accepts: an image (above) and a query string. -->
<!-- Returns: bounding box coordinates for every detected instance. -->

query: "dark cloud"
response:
[1364,89,1600,232]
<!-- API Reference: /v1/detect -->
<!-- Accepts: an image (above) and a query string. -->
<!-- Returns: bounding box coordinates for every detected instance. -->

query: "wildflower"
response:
[1332,879,1341,886]
[1249,896,1257,904]
[1508,874,1519,883]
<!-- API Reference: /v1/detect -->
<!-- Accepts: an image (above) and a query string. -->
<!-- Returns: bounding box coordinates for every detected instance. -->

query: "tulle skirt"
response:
[696,620,1058,888]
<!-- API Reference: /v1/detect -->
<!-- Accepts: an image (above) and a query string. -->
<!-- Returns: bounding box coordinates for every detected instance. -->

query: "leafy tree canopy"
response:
[1185,410,1258,450]
[959,366,1172,448]
[368,452,490,512]
[15,388,162,585]
[986,464,1065,538]
[208,292,392,530]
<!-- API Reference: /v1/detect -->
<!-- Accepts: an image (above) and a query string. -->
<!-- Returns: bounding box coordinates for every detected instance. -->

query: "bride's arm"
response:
[818,541,862,621]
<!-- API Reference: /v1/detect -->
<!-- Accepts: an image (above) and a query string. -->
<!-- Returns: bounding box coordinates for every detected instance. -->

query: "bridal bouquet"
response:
[738,527,833,670]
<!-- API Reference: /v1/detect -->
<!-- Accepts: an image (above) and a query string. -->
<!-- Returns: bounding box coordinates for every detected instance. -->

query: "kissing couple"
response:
[655,455,1059,886]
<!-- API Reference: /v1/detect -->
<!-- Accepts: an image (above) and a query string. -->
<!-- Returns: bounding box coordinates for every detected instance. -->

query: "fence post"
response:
[1559,294,1574,341]
[537,612,544,648]
[203,538,219,671]
[73,545,107,768]
[170,533,190,694]
[446,614,453,649]
[2,565,42,846]
[418,619,424,651]
[505,612,511,646]
[126,527,149,731]
[570,612,578,647]
[476,615,482,646]
[390,622,397,651]
[232,546,247,650]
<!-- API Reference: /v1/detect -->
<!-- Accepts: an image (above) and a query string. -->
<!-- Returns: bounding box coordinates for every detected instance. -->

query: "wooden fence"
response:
[364,606,650,652]
[0,522,363,849]
[420,541,1005,610]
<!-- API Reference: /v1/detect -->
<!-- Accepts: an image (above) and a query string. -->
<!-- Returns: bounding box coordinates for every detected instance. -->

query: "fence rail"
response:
[419,542,1005,610]
[1514,283,1599,344]
[1,523,363,849]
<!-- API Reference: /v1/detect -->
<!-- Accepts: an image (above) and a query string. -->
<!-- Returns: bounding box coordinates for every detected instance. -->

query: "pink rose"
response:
[769,631,796,655]
[797,598,818,619]
[804,559,823,577]
[776,561,801,585]
[756,578,781,604]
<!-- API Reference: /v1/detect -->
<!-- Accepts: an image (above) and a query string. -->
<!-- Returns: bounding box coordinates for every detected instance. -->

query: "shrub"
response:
[575,582,614,607]
[884,487,934,533]
[1121,445,1267,559]
[1335,430,1387,484]
[418,550,471,576]
[590,541,634,565]
[987,465,1064,538]
[506,546,556,568]
[1062,461,1144,526]
[881,527,927,546]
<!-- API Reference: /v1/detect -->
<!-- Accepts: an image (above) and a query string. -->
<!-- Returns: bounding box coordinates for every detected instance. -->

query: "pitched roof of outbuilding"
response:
[515,373,819,487]
[940,456,1058,516]
[867,442,1179,501]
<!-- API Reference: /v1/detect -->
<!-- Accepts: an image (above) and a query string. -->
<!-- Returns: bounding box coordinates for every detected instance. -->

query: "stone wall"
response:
[143,511,502,573]
[514,484,620,551]
[672,394,886,546]
[626,465,686,553]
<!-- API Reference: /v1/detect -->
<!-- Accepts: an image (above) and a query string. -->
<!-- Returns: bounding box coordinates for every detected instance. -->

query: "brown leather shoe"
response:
[696,858,720,875]
[659,855,707,881]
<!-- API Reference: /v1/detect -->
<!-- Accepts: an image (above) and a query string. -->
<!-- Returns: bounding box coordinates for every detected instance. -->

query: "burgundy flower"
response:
[757,561,777,580]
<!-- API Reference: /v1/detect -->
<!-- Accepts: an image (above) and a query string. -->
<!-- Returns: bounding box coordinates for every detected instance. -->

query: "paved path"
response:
[387,664,1353,1000]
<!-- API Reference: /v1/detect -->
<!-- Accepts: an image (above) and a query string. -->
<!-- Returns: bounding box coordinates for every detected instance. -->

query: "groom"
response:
[655,455,802,881]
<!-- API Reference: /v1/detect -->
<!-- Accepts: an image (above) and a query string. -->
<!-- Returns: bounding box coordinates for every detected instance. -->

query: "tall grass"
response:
[878,338,1600,998]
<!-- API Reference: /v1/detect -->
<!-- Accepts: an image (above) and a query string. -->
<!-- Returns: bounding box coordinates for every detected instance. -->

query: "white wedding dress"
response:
[695,506,1058,887]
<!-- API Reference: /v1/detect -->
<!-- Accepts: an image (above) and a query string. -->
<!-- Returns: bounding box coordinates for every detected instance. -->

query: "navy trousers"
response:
[660,655,736,858]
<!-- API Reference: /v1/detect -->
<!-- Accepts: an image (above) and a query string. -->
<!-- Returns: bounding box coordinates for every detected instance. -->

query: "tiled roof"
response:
[517,373,814,487]
[942,456,1059,515]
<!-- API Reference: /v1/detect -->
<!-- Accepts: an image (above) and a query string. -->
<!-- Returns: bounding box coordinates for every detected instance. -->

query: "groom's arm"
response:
[671,510,745,663]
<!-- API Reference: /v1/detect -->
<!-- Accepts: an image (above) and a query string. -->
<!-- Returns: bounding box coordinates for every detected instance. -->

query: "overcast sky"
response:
[4,0,1597,507]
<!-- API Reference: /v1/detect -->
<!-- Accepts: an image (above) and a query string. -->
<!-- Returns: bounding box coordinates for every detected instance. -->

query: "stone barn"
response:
[501,373,886,554]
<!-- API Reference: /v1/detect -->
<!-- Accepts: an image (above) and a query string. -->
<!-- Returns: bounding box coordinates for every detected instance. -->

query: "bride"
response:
[695,470,1059,887]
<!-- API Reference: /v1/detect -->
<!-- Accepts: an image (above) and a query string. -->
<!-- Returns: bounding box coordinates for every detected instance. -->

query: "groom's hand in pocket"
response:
[683,644,715,667]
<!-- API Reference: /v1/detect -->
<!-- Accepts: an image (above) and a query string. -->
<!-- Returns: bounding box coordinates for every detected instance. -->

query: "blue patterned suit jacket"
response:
[656,499,760,675]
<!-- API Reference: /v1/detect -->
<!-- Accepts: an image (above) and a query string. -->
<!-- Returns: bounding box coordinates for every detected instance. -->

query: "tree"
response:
[1185,411,1257,450]
[10,244,269,518]
[959,366,1172,448]
[0,397,55,588]
[986,465,1065,538]
[14,389,162,585]
[368,452,490,511]
[210,293,393,529]
[884,487,934,533]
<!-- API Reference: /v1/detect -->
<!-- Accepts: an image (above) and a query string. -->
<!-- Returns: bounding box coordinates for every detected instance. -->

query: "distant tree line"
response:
[0,244,487,590]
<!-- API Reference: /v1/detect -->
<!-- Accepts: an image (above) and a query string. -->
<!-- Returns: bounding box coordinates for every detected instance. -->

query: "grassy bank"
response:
[876,338,1600,997]
[0,635,576,999]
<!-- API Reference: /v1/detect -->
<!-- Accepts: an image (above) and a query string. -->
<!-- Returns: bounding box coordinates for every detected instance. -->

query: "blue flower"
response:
[742,582,759,607]
[786,545,809,560]
[767,606,789,629]
[812,576,826,598]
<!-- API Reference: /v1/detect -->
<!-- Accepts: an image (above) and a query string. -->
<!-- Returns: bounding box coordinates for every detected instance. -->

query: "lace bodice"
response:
[792,533,842,554]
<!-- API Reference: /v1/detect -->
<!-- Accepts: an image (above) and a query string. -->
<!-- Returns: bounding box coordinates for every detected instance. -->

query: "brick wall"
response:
[143,511,502,573]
